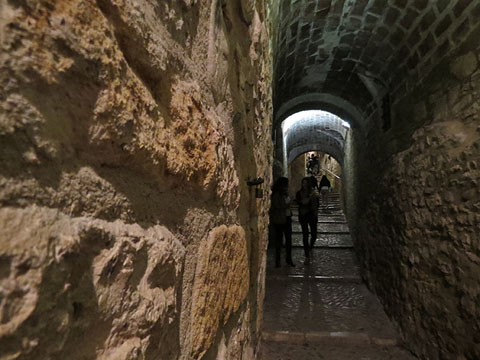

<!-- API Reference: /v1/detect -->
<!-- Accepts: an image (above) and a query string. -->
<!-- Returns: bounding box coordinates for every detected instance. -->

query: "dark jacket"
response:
[296,189,318,218]
[270,191,288,225]
[319,176,331,188]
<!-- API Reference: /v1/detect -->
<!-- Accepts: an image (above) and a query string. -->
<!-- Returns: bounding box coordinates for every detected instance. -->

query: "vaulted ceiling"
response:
[271,0,479,128]
[283,110,349,165]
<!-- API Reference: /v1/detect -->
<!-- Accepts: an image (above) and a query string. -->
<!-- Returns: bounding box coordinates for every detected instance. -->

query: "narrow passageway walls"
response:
[0,0,272,359]
[346,27,480,360]
[288,154,305,198]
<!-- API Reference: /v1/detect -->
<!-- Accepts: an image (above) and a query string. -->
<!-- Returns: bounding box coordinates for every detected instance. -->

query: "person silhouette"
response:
[296,177,319,264]
[319,175,331,211]
[269,177,295,268]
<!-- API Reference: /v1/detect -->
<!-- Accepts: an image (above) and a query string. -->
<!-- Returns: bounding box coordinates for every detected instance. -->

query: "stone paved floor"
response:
[291,233,353,248]
[259,341,415,360]
[267,248,359,278]
[260,197,417,359]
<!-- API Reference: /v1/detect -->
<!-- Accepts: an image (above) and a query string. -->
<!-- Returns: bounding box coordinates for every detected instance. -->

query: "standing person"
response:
[311,154,319,175]
[309,175,318,191]
[296,177,318,264]
[319,175,331,211]
[270,177,295,268]
[306,154,313,175]
[308,176,319,248]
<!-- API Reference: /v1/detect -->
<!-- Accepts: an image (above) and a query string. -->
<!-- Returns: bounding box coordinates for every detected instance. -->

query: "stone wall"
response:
[288,154,305,199]
[348,29,480,359]
[0,1,273,359]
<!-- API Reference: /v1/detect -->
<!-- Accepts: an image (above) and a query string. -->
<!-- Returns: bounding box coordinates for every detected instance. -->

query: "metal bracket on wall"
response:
[246,177,264,198]
[246,177,264,186]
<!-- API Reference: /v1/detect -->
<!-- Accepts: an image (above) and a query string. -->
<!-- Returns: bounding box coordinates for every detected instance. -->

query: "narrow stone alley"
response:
[260,192,416,359]
[1,0,480,359]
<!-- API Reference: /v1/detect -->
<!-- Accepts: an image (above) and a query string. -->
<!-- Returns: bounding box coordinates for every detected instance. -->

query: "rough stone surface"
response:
[0,0,273,359]
[0,206,185,360]
[346,36,480,360]
[190,225,249,359]
[450,51,478,79]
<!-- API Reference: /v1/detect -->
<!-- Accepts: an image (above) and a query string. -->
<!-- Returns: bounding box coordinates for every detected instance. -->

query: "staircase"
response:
[260,192,416,359]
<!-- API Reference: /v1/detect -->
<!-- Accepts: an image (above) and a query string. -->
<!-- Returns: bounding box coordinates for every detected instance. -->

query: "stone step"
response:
[267,274,362,284]
[291,204,341,211]
[293,231,351,236]
[291,233,353,247]
[291,214,347,223]
[292,242,353,249]
[316,217,347,223]
[291,202,341,208]
[292,204,342,208]
[261,331,397,346]
[291,222,349,233]
[259,339,417,360]
[291,211,343,217]
[267,248,360,278]
[316,220,347,224]
[262,281,399,340]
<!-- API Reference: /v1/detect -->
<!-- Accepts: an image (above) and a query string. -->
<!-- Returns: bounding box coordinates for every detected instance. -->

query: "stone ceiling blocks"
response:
[271,0,480,126]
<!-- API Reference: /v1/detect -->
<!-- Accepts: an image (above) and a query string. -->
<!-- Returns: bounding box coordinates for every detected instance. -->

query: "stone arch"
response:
[275,93,364,132]
[288,144,343,167]
[280,109,349,177]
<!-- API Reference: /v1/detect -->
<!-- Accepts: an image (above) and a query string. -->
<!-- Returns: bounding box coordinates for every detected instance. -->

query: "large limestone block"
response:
[0,206,185,360]
[0,0,222,188]
[190,225,249,359]
[168,80,220,185]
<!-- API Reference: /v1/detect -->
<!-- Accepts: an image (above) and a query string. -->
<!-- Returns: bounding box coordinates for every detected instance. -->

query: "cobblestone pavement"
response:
[267,248,359,278]
[260,194,417,359]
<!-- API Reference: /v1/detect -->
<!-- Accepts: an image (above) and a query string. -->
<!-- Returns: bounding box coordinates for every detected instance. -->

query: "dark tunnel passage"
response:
[265,1,480,359]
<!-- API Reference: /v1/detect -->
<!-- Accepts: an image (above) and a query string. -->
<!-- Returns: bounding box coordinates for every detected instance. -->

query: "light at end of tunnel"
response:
[282,110,350,133]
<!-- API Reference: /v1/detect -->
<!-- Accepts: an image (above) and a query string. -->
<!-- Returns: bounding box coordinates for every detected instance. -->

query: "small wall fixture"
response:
[246,177,264,198]
[246,177,264,186]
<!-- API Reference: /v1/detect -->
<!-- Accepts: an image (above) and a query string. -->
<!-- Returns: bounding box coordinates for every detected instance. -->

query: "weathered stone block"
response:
[190,225,249,358]
[1,1,273,359]
[0,206,185,360]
